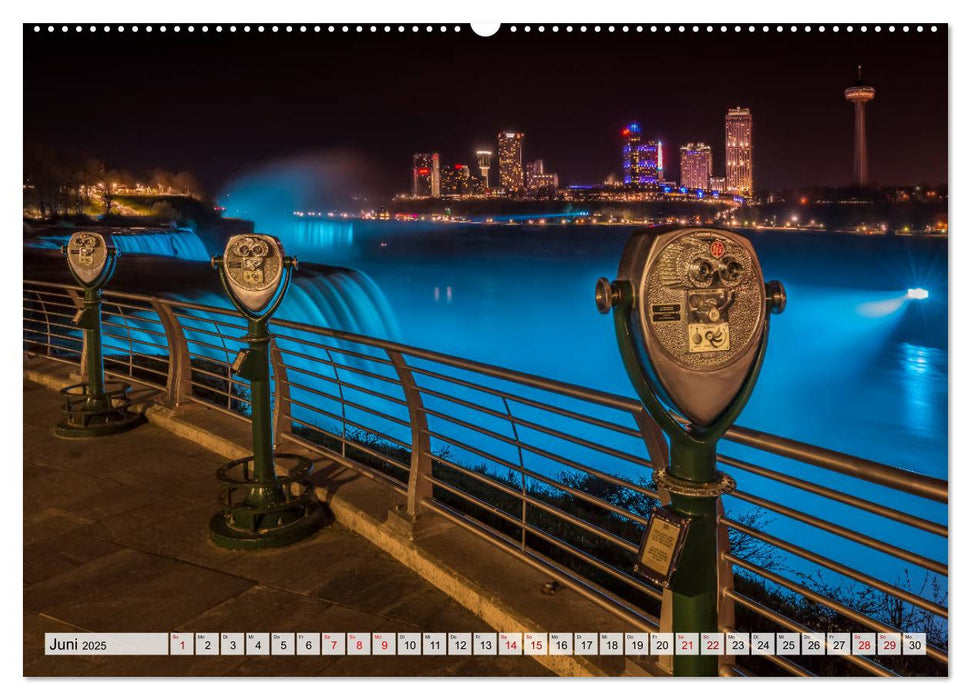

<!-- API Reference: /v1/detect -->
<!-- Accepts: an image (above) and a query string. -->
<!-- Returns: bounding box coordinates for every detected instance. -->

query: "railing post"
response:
[716,498,737,675]
[269,338,293,446]
[386,349,446,541]
[386,350,433,515]
[150,299,192,408]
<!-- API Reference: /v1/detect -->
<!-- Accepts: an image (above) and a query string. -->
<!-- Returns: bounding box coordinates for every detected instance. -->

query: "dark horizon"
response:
[23,24,948,199]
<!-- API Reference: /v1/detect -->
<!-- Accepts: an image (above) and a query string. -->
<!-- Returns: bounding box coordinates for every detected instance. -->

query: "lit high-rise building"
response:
[622,122,642,185]
[476,150,492,189]
[526,159,557,196]
[440,164,471,197]
[412,153,440,198]
[497,132,524,193]
[526,159,544,185]
[725,108,753,197]
[622,122,661,187]
[845,66,876,186]
[680,143,712,191]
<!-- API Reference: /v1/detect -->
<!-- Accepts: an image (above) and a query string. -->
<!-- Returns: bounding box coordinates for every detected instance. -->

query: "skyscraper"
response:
[680,143,712,190]
[622,122,643,185]
[476,150,492,189]
[440,164,471,197]
[725,108,753,197]
[845,66,876,186]
[497,132,524,193]
[622,122,662,187]
[412,153,440,198]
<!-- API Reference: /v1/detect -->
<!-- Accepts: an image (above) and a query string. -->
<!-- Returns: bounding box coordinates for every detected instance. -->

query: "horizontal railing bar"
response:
[190,381,252,405]
[521,521,663,602]
[188,364,249,388]
[186,336,242,355]
[430,453,527,501]
[419,384,655,469]
[171,311,248,333]
[31,280,932,505]
[518,460,649,527]
[101,316,168,335]
[428,470,646,585]
[422,497,660,633]
[286,398,408,448]
[429,449,646,527]
[426,428,658,500]
[30,319,82,335]
[30,329,82,344]
[26,353,78,367]
[424,473,524,528]
[286,370,407,408]
[279,347,402,388]
[432,451,640,554]
[722,516,948,619]
[723,425,947,504]
[283,413,411,476]
[104,358,169,379]
[278,429,408,492]
[25,338,81,355]
[409,362,642,436]
[522,491,641,554]
[273,331,395,367]
[418,380,643,440]
[726,554,948,666]
[730,490,947,576]
[23,284,78,298]
[100,299,157,314]
[285,381,410,430]
[720,454,947,537]
[286,396,411,449]
[101,331,170,352]
[425,403,655,483]
[22,297,77,311]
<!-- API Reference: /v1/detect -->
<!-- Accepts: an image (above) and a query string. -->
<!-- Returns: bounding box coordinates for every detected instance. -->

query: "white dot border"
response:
[29,23,941,35]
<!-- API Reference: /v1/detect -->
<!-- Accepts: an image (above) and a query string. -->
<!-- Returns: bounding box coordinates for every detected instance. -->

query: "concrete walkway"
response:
[23,380,549,677]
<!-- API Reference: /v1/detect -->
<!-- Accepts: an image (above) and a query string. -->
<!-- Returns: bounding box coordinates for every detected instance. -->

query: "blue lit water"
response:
[24,218,948,599]
[262,219,947,478]
[256,218,949,597]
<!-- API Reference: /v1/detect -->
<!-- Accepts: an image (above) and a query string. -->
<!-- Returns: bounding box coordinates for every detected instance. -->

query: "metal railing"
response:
[23,279,948,677]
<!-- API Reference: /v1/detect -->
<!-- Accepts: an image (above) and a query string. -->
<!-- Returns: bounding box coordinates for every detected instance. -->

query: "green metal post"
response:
[668,439,719,677]
[235,317,288,528]
[81,287,111,415]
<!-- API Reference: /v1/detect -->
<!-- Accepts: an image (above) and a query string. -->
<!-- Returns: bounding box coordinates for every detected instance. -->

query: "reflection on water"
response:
[901,342,945,440]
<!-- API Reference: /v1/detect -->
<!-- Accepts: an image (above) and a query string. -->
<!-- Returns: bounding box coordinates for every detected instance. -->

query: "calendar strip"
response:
[44,631,928,657]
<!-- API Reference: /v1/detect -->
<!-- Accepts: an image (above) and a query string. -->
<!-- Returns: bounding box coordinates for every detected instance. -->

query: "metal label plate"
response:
[66,231,110,285]
[633,507,691,589]
[223,234,285,311]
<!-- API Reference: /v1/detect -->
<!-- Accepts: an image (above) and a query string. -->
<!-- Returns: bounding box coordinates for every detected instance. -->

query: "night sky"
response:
[23,24,948,197]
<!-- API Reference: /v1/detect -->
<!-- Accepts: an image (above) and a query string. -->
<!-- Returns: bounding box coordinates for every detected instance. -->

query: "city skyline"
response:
[24,26,947,198]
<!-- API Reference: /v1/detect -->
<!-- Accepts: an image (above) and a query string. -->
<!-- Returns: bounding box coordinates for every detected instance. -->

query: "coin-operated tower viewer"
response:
[56,231,143,438]
[596,226,786,676]
[210,234,323,549]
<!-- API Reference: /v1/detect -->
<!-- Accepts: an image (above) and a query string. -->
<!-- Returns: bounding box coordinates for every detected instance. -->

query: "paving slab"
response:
[23,380,548,677]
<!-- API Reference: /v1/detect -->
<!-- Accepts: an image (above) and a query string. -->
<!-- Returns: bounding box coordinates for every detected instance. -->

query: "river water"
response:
[24,218,948,594]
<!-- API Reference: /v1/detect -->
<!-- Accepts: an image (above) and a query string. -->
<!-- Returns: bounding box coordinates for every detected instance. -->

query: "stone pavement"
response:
[23,379,550,677]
